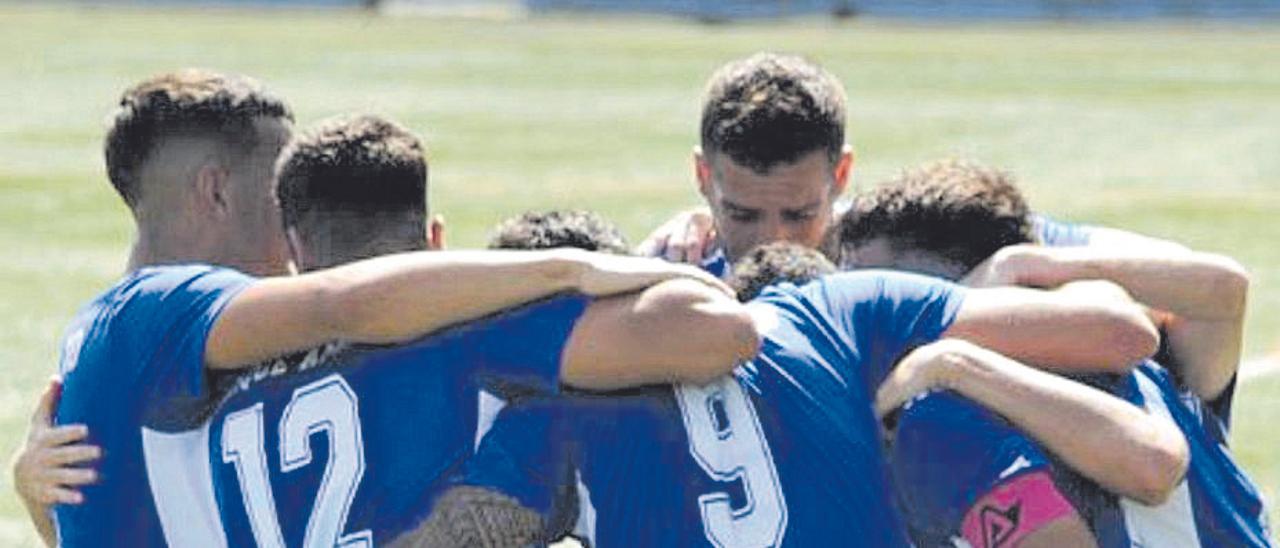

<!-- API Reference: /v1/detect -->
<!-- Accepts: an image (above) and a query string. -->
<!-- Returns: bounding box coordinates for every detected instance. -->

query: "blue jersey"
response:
[54,265,254,547]
[202,295,588,547]
[560,270,965,546]
[892,361,1272,547]
[1032,214,1094,247]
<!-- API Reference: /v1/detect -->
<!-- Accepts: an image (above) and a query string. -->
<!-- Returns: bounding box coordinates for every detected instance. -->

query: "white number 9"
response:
[675,377,787,547]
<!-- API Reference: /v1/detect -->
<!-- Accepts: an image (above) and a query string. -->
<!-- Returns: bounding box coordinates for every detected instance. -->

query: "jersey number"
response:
[222,374,373,547]
[675,378,788,547]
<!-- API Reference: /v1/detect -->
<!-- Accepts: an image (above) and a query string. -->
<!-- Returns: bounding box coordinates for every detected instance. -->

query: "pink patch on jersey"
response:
[960,470,1076,548]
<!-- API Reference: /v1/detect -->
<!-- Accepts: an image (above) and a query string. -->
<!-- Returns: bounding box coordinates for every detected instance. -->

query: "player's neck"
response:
[126,223,217,273]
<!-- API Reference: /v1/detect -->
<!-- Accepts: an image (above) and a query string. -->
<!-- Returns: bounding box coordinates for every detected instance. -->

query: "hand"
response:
[634,207,717,264]
[874,340,968,419]
[961,244,1038,288]
[575,252,733,299]
[11,378,101,507]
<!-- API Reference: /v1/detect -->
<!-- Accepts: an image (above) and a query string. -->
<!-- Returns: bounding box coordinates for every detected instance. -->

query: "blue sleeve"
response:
[1032,213,1095,247]
[457,294,591,396]
[891,391,1054,542]
[809,270,966,388]
[140,266,255,415]
[59,265,253,431]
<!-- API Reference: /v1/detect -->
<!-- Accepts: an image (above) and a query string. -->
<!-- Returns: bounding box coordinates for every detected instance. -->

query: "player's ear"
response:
[694,146,714,199]
[194,162,231,219]
[832,144,854,196]
[427,214,446,251]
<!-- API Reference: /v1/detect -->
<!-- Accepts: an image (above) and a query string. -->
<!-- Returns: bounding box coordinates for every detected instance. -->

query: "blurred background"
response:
[1,0,1277,544]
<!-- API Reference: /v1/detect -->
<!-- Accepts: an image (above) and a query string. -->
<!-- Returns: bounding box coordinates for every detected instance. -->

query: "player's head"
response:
[728,242,836,302]
[276,114,437,272]
[487,209,630,254]
[106,69,294,275]
[696,52,854,262]
[834,158,1035,281]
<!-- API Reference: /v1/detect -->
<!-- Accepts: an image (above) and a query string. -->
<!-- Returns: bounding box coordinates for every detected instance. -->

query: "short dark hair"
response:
[835,159,1035,273]
[105,69,293,207]
[729,242,836,302]
[700,53,846,174]
[488,210,629,254]
[276,114,427,231]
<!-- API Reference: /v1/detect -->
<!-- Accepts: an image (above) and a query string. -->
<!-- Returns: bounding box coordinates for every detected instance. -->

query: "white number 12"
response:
[222,374,373,547]
[675,377,788,547]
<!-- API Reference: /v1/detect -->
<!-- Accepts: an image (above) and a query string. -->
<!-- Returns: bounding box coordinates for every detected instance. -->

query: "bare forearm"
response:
[946,284,1158,373]
[208,250,583,368]
[1010,245,1248,321]
[325,250,587,345]
[942,342,1189,505]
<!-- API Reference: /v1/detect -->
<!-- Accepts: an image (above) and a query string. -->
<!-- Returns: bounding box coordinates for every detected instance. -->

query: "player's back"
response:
[572,270,964,546]
[54,265,255,546]
[206,294,587,547]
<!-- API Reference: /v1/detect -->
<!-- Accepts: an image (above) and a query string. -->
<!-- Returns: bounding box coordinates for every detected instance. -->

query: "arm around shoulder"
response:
[559,278,760,390]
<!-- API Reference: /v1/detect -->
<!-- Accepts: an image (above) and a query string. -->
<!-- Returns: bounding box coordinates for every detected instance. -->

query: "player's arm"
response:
[975,243,1248,400]
[945,280,1160,373]
[11,379,101,547]
[879,339,1189,505]
[560,278,760,389]
[207,249,730,369]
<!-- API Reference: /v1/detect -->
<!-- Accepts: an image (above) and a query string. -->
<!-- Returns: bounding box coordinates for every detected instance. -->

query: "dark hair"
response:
[276,114,427,231]
[488,210,629,254]
[836,159,1035,273]
[729,242,836,302]
[700,52,846,174]
[105,69,293,207]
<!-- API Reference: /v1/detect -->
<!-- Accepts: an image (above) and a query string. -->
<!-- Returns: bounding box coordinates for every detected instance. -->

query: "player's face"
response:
[698,150,847,263]
[843,237,966,280]
[225,118,293,275]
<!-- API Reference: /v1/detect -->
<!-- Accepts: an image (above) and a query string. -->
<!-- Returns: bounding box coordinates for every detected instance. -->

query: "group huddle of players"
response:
[8,52,1272,547]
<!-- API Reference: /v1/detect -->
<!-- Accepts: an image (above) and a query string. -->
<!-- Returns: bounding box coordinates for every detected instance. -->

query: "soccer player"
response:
[836,159,1270,546]
[459,209,1170,546]
[636,52,1119,274]
[197,115,758,547]
[47,71,734,547]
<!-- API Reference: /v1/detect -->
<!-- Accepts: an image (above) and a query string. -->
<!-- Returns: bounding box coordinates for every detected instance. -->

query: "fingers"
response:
[30,377,62,426]
[42,487,85,506]
[47,444,101,467]
[47,467,98,487]
[665,213,717,264]
[39,424,89,446]
[635,231,669,258]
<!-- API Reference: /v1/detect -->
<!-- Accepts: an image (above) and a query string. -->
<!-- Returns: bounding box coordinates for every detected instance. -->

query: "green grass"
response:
[0,5,1277,543]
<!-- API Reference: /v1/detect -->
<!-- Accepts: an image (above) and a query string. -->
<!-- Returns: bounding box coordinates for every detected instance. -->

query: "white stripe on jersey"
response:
[475,390,507,451]
[143,424,229,547]
[1118,373,1201,547]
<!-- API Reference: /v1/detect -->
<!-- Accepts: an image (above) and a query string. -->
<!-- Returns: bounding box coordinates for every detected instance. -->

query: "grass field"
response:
[1,4,1277,543]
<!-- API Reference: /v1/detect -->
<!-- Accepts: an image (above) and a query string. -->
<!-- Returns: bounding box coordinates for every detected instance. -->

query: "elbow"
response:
[1126,422,1192,507]
[1208,255,1250,319]
[1100,303,1161,371]
[1129,431,1191,506]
